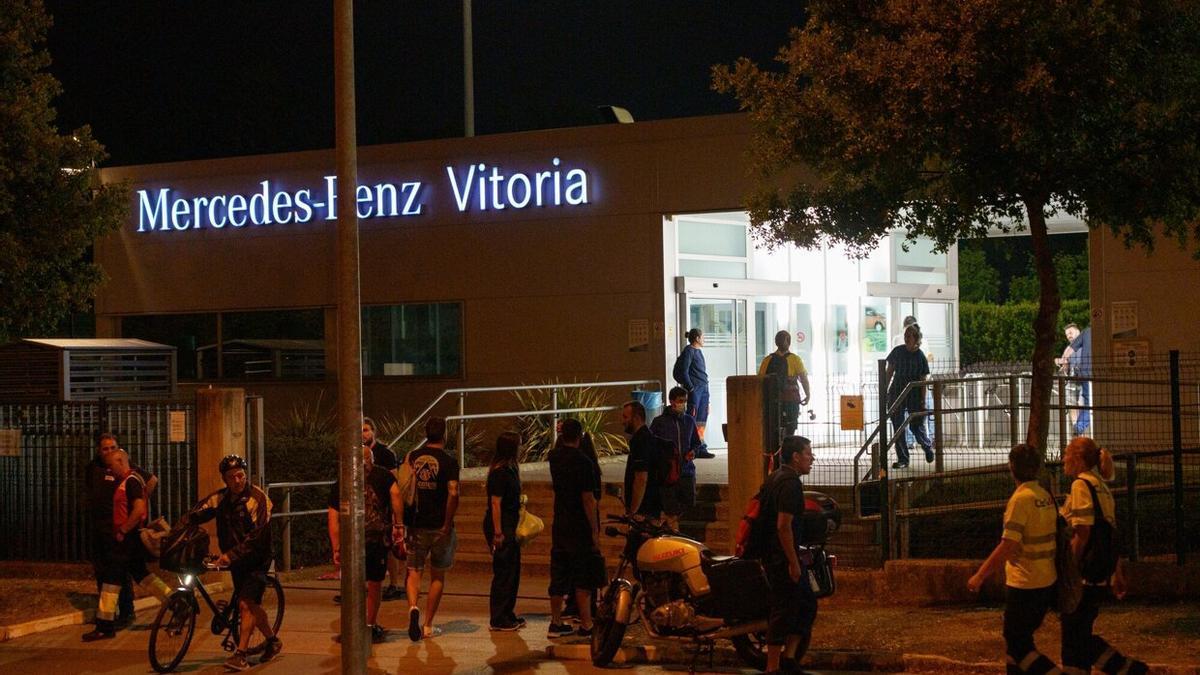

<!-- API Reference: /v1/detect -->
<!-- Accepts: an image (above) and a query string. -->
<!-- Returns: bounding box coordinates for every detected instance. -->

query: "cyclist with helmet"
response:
[189,455,281,670]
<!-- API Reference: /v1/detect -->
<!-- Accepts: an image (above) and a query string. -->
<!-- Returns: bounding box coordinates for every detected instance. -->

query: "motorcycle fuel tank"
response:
[637,536,711,596]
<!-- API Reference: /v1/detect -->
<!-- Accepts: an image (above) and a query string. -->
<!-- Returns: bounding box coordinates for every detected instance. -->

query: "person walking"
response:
[546,419,603,639]
[82,449,172,641]
[1059,437,1148,675]
[327,445,404,644]
[884,324,932,468]
[484,431,525,631]
[362,416,404,600]
[403,417,460,641]
[967,444,1059,675]
[673,328,715,458]
[84,433,156,630]
[189,455,282,670]
[745,436,819,673]
[650,386,700,531]
[758,330,812,439]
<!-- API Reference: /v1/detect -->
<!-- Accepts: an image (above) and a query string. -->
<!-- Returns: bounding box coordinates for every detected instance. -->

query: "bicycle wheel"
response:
[235,574,285,655]
[148,592,196,673]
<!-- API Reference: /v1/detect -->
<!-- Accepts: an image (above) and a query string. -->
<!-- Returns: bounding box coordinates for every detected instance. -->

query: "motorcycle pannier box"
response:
[703,557,771,621]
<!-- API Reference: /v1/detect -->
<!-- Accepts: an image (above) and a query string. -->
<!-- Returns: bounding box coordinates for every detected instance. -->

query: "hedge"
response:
[960,300,1090,365]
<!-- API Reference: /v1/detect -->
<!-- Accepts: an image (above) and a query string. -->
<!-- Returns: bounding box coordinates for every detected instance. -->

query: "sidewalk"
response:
[4,563,1198,673]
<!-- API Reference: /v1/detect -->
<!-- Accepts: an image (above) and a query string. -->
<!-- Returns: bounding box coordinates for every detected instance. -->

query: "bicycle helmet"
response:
[218,454,247,474]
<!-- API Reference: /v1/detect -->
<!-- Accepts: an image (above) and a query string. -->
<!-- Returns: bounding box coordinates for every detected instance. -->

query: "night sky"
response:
[45,1,807,167]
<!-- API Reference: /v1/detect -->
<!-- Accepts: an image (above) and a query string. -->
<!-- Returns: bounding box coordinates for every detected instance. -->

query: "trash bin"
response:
[631,390,663,422]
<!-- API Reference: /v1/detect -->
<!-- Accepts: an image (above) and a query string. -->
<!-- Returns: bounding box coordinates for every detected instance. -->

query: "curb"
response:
[547,642,905,671]
[900,654,1200,675]
[0,582,226,643]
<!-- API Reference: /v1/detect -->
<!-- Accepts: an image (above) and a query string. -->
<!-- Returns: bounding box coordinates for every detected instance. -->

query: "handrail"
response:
[388,378,661,462]
[267,480,336,572]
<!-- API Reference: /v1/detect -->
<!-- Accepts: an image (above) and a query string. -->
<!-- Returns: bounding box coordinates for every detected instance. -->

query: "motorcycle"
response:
[591,491,841,670]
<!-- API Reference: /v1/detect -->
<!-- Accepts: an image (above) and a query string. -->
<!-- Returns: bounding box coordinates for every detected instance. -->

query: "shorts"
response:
[548,548,607,596]
[365,541,389,582]
[661,473,697,516]
[765,561,818,645]
[231,558,272,605]
[407,528,457,572]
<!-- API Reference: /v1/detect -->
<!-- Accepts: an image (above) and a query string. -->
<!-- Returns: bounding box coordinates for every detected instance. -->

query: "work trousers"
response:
[1002,585,1060,675]
[1060,586,1148,675]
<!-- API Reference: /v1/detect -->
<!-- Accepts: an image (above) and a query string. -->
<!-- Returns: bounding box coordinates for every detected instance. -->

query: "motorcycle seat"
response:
[701,550,734,564]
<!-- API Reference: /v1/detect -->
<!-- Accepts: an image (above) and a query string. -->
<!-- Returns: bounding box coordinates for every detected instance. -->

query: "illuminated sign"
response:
[136,158,590,233]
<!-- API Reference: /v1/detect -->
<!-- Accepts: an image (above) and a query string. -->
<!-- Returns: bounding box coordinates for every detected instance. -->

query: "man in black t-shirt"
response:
[362,416,403,599]
[621,401,662,518]
[752,435,818,673]
[327,445,403,643]
[885,324,932,468]
[546,419,604,639]
[401,417,460,641]
[84,433,157,629]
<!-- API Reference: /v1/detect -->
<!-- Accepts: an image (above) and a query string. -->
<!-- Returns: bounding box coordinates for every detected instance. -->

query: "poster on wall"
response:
[628,319,649,352]
[169,411,188,443]
[840,395,864,431]
[1110,301,1138,339]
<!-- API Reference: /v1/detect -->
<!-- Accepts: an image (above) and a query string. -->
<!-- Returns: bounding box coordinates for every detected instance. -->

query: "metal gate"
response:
[0,400,197,561]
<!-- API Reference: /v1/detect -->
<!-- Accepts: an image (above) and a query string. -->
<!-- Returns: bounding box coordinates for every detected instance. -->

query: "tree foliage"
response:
[714,0,1200,451]
[0,1,126,342]
[961,300,1090,365]
[958,247,1001,303]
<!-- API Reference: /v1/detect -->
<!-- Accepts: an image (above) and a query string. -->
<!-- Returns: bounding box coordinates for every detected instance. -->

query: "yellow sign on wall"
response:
[840,395,864,431]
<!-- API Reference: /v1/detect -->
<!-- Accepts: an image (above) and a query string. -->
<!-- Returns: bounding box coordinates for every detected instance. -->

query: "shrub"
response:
[960,300,1090,365]
[514,384,629,462]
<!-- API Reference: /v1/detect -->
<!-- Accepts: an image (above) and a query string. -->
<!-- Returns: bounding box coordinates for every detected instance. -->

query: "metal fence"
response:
[859,351,1200,564]
[0,399,196,561]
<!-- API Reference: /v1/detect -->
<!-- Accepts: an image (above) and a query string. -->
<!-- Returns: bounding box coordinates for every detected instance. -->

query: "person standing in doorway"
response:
[758,330,812,439]
[484,431,525,631]
[362,416,404,600]
[885,324,932,468]
[967,444,1059,675]
[674,328,715,458]
[403,417,460,641]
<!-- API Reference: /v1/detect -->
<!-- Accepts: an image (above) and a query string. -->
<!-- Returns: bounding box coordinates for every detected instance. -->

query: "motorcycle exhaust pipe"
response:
[704,619,770,641]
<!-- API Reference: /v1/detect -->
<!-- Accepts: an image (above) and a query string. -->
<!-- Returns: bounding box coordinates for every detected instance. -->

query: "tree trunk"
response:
[1025,196,1060,455]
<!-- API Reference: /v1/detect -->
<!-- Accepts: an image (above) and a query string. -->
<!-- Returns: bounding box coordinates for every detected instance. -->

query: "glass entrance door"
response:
[896,299,955,369]
[686,298,747,450]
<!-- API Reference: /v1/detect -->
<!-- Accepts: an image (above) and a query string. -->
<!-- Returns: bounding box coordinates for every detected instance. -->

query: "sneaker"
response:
[546,622,575,638]
[223,651,250,671]
[370,624,387,644]
[422,625,441,639]
[259,636,283,663]
[81,628,115,642]
[694,450,716,459]
[489,621,521,632]
[513,616,528,628]
[407,607,421,642]
[575,625,593,638]
[891,461,908,469]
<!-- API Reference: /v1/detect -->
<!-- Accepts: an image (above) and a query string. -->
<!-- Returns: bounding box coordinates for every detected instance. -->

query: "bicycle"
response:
[148,550,285,673]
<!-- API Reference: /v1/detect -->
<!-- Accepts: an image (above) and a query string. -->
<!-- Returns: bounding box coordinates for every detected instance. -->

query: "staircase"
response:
[451,479,882,574]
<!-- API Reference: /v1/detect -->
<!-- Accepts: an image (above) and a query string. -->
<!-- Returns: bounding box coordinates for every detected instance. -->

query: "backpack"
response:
[766,353,799,402]
[734,492,765,558]
[672,348,689,385]
[1077,479,1118,584]
[654,435,682,487]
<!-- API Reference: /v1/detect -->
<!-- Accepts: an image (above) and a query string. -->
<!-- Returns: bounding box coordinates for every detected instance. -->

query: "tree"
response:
[0,1,126,343]
[958,247,1001,303]
[713,0,1200,452]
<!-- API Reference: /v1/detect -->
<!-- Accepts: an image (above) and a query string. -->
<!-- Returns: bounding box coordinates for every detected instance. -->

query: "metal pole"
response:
[282,489,292,573]
[255,397,266,490]
[1125,453,1139,562]
[551,387,559,446]
[932,381,944,474]
[1056,376,1067,459]
[334,0,367,667]
[462,0,474,137]
[878,359,890,562]
[1008,374,1020,448]
[458,393,466,468]
[1169,350,1184,565]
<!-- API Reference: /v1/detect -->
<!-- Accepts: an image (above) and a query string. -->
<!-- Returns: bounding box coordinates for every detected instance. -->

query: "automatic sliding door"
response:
[687,298,746,450]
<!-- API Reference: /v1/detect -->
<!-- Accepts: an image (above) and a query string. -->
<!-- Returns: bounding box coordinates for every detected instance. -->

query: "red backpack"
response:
[734,493,764,557]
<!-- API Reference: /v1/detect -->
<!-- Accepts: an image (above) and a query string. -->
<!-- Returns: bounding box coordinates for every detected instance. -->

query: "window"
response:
[675,214,749,280]
[122,313,216,381]
[216,310,324,379]
[362,303,462,377]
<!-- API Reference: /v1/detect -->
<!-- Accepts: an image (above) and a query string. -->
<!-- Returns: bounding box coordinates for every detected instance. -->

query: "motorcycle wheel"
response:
[731,630,768,671]
[590,583,628,666]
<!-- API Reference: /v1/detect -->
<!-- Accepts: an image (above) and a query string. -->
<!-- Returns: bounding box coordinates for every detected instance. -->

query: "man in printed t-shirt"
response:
[402,417,460,642]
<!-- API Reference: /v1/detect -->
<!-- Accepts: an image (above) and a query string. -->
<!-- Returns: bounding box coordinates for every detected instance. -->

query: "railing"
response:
[268,480,335,572]
[389,379,662,467]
